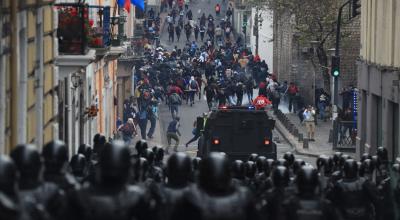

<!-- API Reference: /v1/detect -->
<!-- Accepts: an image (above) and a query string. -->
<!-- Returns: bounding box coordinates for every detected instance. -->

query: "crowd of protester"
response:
[1,137,399,220]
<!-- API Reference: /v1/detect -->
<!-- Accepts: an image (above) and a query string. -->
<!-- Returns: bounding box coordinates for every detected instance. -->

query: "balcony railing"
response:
[87,5,111,48]
[56,3,88,55]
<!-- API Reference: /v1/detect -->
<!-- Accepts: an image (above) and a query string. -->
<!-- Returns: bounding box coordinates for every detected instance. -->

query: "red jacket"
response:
[252,95,272,110]
[168,86,183,95]
[288,85,299,95]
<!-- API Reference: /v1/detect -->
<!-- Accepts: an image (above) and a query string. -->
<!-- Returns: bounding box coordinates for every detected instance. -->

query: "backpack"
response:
[190,80,198,90]
[169,93,181,104]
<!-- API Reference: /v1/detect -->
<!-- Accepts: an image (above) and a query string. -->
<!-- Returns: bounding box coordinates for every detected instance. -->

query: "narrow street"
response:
[155,0,315,163]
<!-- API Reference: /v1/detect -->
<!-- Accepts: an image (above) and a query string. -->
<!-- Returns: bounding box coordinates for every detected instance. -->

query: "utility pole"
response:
[332,0,352,148]
[255,7,259,55]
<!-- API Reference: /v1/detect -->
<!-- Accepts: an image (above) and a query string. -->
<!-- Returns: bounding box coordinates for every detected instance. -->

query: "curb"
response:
[271,113,321,158]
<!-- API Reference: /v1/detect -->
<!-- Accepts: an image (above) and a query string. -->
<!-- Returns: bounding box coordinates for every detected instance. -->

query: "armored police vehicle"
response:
[197,106,277,160]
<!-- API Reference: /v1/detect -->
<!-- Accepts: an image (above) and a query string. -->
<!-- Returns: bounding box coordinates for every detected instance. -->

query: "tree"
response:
[253,0,343,93]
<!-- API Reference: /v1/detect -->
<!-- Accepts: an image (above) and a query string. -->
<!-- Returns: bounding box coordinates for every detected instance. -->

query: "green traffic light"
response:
[333,70,340,77]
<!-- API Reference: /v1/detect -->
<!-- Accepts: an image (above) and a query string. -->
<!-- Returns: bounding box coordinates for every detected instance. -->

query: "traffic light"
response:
[352,0,361,17]
[242,25,246,34]
[331,56,340,77]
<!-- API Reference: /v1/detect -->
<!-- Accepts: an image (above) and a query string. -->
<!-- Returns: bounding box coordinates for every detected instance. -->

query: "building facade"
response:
[0,0,58,154]
[272,1,360,106]
[356,0,400,160]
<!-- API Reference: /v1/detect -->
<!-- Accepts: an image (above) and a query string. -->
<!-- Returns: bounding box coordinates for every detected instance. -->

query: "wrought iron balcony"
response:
[87,5,111,49]
[56,3,89,55]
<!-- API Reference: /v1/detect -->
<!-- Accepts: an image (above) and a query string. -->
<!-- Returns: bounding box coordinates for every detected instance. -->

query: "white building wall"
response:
[250,8,273,69]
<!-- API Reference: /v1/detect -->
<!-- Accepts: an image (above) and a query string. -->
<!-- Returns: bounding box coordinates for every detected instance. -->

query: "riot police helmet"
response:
[98,140,131,186]
[10,144,42,185]
[255,156,267,173]
[192,157,202,171]
[296,166,319,195]
[42,140,68,174]
[377,147,389,164]
[0,155,18,196]
[244,161,257,179]
[166,152,192,187]
[248,153,258,162]
[232,160,245,180]
[293,159,306,175]
[78,144,92,161]
[199,152,232,194]
[283,152,295,167]
[343,159,358,179]
[272,166,290,188]
[70,154,87,177]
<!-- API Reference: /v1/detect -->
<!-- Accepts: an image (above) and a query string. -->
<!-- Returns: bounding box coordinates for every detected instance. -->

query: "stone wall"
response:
[272,6,360,106]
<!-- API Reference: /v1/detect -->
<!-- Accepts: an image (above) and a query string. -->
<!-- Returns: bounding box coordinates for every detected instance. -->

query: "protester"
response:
[166,117,181,154]
[303,105,316,141]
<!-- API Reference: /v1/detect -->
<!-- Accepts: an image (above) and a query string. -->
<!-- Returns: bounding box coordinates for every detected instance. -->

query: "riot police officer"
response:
[70,140,151,220]
[173,152,258,220]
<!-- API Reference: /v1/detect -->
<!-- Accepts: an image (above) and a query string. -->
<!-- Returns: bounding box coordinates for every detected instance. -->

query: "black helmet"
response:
[93,134,106,155]
[192,157,202,171]
[99,140,131,186]
[377,147,389,164]
[255,156,267,173]
[10,144,42,186]
[361,153,372,162]
[142,149,155,165]
[248,153,258,162]
[283,152,295,166]
[296,166,319,194]
[359,159,375,177]
[199,152,232,194]
[135,140,148,157]
[78,144,92,162]
[274,158,289,168]
[272,166,290,188]
[333,152,343,166]
[339,154,351,169]
[166,152,192,187]
[244,161,257,179]
[42,140,68,174]
[133,157,149,183]
[264,159,275,176]
[343,159,358,179]
[70,154,87,177]
[231,160,245,180]
[0,155,18,196]
[293,159,306,175]
[152,146,165,162]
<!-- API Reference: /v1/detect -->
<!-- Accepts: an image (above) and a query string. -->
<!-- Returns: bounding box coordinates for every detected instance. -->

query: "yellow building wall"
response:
[361,0,400,67]
[27,109,36,143]
[43,93,53,128]
[44,65,53,94]
[43,5,53,33]
[27,11,36,39]
[43,35,53,63]
[27,43,36,74]
[395,1,400,67]
[27,77,36,108]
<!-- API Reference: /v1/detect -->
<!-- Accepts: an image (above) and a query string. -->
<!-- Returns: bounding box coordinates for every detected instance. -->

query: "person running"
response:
[184,22,192,42]
[204,82,216,111]
[166,116,181,154]
[194,25,199,41]
[175,25,181,42]
[185,112,208,147]
[188,76,199,106]
[200,25,206,41]
[168,23,174,42]
[215,3,221,16]
[118,118,137,145]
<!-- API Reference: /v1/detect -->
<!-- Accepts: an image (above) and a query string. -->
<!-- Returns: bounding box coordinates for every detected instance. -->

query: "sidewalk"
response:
[272,101,354,157]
